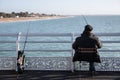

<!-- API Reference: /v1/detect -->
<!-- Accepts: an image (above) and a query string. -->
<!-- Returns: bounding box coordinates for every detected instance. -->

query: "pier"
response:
[0,33,120,80]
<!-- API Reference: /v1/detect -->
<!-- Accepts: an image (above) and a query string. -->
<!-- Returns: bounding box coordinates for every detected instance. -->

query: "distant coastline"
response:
[0,16,68,23]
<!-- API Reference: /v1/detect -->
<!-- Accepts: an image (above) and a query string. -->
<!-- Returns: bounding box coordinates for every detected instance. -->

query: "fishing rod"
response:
[17,21,30,74]
[82,15,89,25]
[22,25,29,53]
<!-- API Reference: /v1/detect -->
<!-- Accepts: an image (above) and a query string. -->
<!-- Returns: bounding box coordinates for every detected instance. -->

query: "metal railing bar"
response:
[74,33,120,36]
[99,50,120,52]
[0,41,16,43]
[0,49,120,52]
[23,41,71,43]
[24,50,71,52]
[96,33,120,36]
[0,49,71,52]
[102,41,120,43]
[0,41,120,43]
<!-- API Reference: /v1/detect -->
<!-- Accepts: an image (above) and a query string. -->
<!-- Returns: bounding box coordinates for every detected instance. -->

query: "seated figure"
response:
[72,25,102,73]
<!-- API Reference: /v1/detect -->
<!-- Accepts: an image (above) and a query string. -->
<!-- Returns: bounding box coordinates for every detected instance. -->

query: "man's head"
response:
[84,24,93,32]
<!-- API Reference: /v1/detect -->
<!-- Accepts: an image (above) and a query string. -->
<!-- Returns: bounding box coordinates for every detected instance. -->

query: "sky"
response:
[0,0,120,15]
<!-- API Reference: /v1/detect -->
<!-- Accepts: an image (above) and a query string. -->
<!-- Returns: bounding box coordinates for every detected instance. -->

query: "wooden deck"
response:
[0,70,120,80]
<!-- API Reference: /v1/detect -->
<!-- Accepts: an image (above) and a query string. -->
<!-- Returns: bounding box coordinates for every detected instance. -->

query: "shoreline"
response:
[0,16,68,23]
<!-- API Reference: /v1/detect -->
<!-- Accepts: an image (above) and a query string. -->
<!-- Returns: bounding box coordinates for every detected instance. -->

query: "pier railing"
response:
[0,33,120,71]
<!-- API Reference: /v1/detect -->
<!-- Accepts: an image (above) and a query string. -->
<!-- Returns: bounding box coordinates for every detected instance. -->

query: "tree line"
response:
[0,12,57,18]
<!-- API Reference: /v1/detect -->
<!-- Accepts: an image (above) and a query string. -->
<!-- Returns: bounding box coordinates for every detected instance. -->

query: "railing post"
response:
[71,33,75,72]
[16,32,21,71]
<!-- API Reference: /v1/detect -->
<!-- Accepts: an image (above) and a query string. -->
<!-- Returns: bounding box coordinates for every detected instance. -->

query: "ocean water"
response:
[0,15,120,57]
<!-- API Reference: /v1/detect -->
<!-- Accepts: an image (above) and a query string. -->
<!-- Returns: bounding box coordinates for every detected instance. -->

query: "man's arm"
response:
[96,37,102,49]
[72,37,79,50]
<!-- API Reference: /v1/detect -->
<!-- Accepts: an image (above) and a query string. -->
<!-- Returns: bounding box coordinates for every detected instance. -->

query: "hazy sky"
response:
[0,0,120,15]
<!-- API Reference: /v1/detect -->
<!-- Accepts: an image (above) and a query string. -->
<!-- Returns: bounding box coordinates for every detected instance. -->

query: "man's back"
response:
[73,33,102,50]
[72,33,102,62]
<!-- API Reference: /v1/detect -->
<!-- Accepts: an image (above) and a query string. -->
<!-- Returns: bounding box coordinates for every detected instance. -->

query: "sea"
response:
[0,15,120,57]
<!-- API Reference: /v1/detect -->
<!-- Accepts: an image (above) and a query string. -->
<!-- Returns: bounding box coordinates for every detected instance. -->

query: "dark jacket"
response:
[72,32,102,63]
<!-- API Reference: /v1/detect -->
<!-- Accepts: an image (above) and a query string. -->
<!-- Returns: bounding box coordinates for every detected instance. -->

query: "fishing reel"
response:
[16,50,25,74]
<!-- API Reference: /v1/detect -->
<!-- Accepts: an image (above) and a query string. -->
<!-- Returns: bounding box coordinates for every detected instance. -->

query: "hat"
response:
[84,24,93,31]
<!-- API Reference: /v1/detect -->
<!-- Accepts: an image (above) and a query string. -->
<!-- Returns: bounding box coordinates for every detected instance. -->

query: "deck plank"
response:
[0,70,120,80]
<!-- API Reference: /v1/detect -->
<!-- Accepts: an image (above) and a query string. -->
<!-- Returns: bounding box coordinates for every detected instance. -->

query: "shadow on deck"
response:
[0,70,120,80]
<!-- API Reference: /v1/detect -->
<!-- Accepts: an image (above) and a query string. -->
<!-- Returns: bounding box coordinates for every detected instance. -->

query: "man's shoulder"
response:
[90,33,98,38]
[76,36,82,40]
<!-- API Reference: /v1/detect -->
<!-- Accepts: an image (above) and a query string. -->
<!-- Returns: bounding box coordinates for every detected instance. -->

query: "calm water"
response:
[0,15,120,57]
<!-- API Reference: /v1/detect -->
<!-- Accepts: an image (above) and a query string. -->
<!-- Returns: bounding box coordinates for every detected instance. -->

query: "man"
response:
[72,24,102,73]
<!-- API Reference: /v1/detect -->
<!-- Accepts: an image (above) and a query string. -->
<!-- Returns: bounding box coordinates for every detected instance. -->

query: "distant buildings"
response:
[16,15,19,18]
[0,16,3,19]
